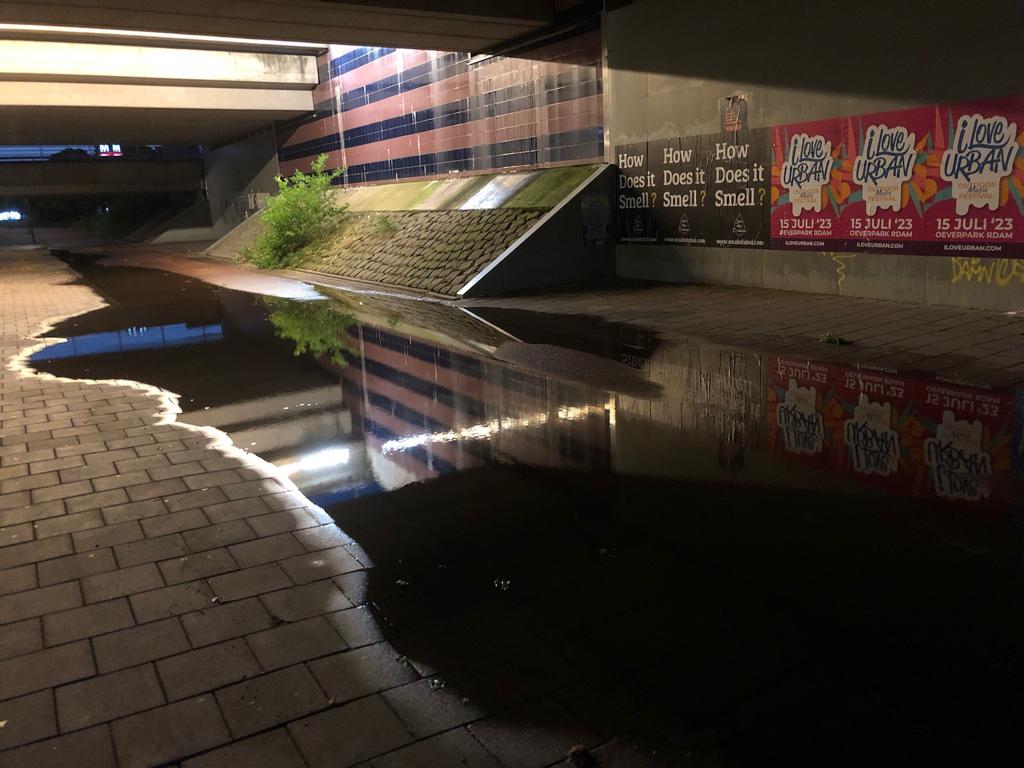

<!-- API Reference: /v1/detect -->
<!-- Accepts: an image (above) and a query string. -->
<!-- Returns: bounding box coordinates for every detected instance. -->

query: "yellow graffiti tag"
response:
[951,257,1024,287]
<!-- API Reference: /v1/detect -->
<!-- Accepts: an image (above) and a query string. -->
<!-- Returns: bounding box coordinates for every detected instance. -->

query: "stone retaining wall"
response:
[306,209,544,296]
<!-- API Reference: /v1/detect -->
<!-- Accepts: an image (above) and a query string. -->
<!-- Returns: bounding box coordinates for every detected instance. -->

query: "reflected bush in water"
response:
[264,297,357,366]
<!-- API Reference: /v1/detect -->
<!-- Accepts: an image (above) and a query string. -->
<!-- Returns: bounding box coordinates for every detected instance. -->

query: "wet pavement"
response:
[7,250,1024,766]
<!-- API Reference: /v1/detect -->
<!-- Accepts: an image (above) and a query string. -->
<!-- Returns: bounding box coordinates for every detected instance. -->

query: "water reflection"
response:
[31,259,1022,516]
[28,256,1024,764]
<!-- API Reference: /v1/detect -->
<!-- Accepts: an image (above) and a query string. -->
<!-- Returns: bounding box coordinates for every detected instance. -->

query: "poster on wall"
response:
[617,95,1024,257]
[616,141,658,243]
[769,95,1024,257]
[615,128,770,247]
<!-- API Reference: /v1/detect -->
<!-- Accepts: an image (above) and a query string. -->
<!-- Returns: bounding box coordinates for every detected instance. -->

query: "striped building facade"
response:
[275,30,604,186]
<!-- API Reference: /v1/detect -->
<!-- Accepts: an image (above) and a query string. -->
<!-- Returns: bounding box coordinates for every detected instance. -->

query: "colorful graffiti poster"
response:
[770,96,1024,257]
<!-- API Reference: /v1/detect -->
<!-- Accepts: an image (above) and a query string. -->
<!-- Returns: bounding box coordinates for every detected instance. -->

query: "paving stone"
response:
[56,663,165,731]
[90,470,149,491]
[184,469,243,490]
[181,519,255,552]
[308,643,419,704]
[208,563,291,601]
[126,477,188,502]
[102,498,169,525]
[262,490,310,512]
[280,545,363,584]
[64,488,129,514]
[0,690,58,751]
[0,563,37,596]
[0,724,117,768]
[359,727,502,768]
[293,524,352,552]
[227,532,305,568]
[0,534,72,570]
[34,509,104,539]
[221,478,285,500]
[81,562,163,602]
[1,470,59,494]
[157,637,262,700]
[0,618,43,660]
[181,729,305,768]
[247,616,348,671]
[114,532,188,567]
[382,669,501,738]
[114,454,170,474]
[38,548,116,585]
[31,478,93,504]
[0,521,33,547]
[180,597,275,647]
[112,695,230,768]
[326,606,386,649]
[247,508,321,537]
[215,664,328,738]
[165,486,228,512]
[146,461,204,481]
[0,640,95,699]
[43,597,134,645]
[140,507,208,538]
[0,580,82,624]
[0,492,30,512]
[0,499,65,527]
[130,580,215,623]
[288,695,413,768]
[467,698,601,768]
[93,617,190,673]
[204,497,273,523]
[261,579,353,622]
[72,520,143,551]
[159,548,238,585]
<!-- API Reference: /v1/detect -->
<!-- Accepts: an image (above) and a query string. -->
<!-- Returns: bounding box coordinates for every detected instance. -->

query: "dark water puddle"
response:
[31,254,1024,765]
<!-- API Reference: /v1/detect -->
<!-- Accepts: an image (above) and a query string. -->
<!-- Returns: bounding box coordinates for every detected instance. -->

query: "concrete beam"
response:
[0,40,317,88]
[0,159,203,196]
[0,0,555,52]
[0,82,312,144]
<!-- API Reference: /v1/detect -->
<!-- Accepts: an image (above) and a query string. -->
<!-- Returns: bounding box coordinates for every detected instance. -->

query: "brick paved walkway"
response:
[0,249,547,767]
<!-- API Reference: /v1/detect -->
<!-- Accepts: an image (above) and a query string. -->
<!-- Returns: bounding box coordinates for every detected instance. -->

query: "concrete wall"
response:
[203,130,280,240]
[605,0,1024,311]
[460,164,616,296]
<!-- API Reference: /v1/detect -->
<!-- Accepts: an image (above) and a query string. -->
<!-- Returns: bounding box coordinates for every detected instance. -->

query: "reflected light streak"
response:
[380,404,611,455]
[279,447,351,476]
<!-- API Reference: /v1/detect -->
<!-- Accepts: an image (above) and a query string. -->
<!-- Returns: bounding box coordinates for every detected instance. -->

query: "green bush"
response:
[244,154,346,269]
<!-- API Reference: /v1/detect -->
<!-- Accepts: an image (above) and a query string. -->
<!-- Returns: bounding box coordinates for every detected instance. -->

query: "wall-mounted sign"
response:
[615,128,770,248]
[770,96,1024,257]
[618,96,1024,258]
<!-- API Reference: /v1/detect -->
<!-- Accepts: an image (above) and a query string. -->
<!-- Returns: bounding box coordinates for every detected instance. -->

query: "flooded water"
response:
[32,254,1024,765]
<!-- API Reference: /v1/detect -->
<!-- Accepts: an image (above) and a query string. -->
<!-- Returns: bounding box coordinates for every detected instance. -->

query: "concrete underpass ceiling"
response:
[0,0,560,52]
[0,104,307,145]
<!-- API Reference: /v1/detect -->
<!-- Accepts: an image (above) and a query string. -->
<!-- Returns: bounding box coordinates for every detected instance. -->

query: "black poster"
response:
[616,128,770,248]
[615,142,658,243]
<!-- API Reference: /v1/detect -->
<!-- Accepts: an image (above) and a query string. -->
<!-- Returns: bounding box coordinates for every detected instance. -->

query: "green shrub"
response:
[244,154,346,269]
